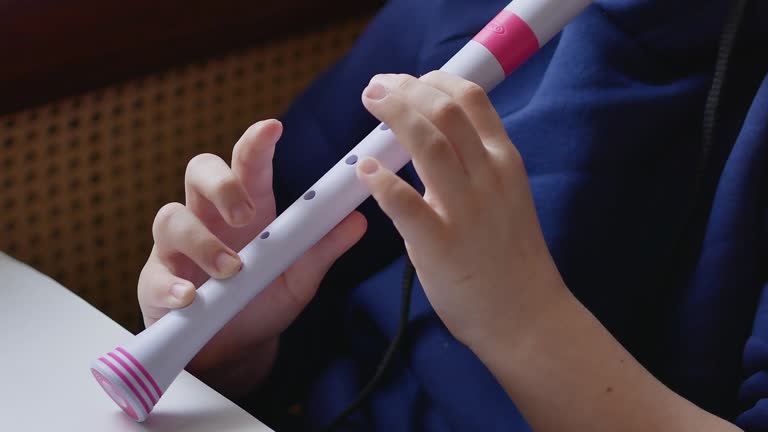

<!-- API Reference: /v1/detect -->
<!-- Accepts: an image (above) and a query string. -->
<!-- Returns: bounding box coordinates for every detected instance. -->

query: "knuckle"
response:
[420,70,442,83]
[185,153,218,179]
[175,215,217,251]
[198,236,224,258]
[173,220,202,245]
[503,145,525,170]
[422,133,453,159]
[392,74,418,92]
[457,82,489,106]
[211,174,240,196]
[431,98,464,123]
[152,202,185,240]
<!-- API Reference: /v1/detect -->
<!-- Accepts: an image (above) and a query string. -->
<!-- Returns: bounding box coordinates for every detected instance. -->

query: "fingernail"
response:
[170,283,192,305]
[230,203,254,226]
[216,251,242,276]
[359,158,379,175]
[364,82,387,100]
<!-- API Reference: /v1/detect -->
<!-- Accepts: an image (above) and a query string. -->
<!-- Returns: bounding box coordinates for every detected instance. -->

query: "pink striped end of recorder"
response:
[90,347,163,422]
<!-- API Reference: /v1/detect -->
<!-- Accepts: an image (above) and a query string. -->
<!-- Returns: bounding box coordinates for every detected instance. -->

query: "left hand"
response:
[357,71,567,350]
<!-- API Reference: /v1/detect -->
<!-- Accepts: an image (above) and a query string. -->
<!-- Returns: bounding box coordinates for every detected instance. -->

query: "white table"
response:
[0,252,272,431]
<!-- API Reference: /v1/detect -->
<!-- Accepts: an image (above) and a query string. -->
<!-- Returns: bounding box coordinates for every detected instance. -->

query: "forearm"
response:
[469,284,741,432]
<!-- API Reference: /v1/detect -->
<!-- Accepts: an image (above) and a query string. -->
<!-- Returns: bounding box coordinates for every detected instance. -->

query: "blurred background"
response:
[0,0,383,332]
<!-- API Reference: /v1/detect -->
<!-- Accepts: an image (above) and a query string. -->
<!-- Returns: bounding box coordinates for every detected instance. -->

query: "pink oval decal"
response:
[473,10,540,76]
[487,20,506,34]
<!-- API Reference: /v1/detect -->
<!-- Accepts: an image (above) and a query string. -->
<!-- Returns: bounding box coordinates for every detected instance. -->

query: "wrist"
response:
[466,272,574,366]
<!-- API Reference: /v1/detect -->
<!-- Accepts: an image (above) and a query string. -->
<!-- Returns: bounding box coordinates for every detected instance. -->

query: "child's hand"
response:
[137,120,367,397]
[357,72,567,351]
[356,73,744,432]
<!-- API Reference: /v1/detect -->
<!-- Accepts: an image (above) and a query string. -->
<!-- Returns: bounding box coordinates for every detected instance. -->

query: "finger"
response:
[152,202,243,279]
[361,77,469,204]
[285,211,367,294]
[356,157,443,247]
[231,120,282,218]
[420,70,510,149]
[377,73,490,176]
[138,256,196,316]
[185,153,257,228]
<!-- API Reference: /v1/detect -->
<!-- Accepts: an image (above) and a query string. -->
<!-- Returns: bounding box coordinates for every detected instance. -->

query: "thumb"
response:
[285,211,367,290]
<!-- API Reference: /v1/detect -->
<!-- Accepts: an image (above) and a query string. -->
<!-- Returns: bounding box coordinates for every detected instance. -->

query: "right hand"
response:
[137,120,367,398]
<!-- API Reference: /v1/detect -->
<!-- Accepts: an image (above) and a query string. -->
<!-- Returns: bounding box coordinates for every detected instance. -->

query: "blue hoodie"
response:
[245,1,768,430]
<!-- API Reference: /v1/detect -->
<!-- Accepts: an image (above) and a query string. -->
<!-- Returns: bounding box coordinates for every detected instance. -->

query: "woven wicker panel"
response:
[0,17,369,332]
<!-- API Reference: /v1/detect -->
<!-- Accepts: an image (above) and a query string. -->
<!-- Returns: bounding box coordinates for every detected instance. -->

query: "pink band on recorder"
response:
[473,10,540,76]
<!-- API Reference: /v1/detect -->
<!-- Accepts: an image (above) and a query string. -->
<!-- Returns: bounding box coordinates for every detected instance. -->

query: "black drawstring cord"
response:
[664,0,748,284]
[321,254,416,431]
[697,0,749,201]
